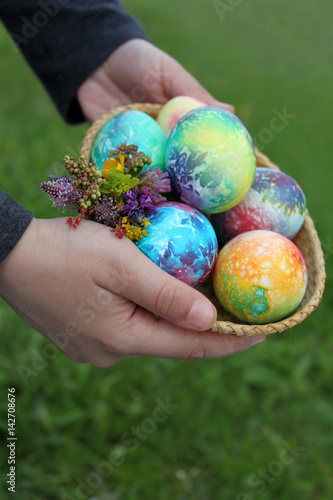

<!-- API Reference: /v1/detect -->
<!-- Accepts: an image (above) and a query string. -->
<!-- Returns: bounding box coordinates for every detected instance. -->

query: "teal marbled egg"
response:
[165,106,256,214]
[91,110,167,173]
[135,202,218,287]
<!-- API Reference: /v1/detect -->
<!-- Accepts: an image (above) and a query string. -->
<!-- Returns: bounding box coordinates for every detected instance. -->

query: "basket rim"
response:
[80,102,326,337]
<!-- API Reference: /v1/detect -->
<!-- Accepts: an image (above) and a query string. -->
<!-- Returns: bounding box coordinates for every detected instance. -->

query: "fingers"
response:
[161,54,235,113]
[119,306,265,360]
[77,66,132,122]
[213,101,235,114]
[97,237,217,331]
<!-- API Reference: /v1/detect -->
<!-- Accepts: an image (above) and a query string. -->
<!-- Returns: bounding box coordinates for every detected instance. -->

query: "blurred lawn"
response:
[0,1,333,499]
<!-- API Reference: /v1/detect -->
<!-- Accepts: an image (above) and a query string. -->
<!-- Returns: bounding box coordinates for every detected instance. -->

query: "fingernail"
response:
[186,300,215,329]
[250,335,266,345]
[215,102,235,113]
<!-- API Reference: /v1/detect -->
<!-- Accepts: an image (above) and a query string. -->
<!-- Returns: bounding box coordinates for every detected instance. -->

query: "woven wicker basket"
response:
[80,103,326,337]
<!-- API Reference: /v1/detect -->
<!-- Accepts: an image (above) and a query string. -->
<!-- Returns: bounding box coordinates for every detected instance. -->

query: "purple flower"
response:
[138,168,171,204]
[40,177,80,208]
[122,188,156,221]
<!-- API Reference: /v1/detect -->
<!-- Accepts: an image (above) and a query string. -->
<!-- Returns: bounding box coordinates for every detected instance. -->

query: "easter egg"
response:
[165,106,256,214]
[135,202,218,287]
[91,110,166,173]
[156,96,206,137]
[212,167,306,244]
[213,230,308,324]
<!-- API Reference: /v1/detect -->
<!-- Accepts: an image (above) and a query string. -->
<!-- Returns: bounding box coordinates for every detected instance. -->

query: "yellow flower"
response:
[142,218,151,228]
[117,216,150,241]
[102,154,125,179]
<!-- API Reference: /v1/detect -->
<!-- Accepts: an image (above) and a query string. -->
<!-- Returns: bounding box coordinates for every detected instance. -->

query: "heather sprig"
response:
[40,176,80,208]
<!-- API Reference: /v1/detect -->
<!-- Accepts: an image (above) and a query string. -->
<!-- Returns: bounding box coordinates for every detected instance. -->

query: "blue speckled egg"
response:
[212,167,306,244]
[165,106,256,214]
[91,110,167,173]
[135,202,218,287]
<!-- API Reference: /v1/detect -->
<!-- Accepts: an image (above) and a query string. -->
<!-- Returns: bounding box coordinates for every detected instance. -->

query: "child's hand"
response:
[0,218,265,367]
[77,39,234,122]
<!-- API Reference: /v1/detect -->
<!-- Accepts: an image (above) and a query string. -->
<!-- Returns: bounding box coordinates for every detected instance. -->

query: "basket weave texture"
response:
[80,103,326,337]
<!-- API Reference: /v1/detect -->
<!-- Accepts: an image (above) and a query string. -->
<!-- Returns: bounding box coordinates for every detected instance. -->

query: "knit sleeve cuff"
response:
[0,192,34,264]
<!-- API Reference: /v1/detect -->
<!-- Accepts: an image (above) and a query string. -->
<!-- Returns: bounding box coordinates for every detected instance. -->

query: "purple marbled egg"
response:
[212,167,306,244]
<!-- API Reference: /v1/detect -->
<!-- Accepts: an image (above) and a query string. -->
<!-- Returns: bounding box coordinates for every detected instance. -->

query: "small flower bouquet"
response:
[41,144,171,241]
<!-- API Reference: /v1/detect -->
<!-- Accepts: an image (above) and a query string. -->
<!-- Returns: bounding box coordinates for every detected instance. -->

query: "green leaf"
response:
[100,166,140,200]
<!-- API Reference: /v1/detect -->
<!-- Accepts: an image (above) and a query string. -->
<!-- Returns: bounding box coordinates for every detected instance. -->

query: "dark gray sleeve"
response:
[0,192,33,264]
[0,0,149,124]
[0,1,149,261]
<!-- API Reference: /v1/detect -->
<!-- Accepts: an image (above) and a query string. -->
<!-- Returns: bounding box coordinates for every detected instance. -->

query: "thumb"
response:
[98,238,217,331]
[160,52,235,113]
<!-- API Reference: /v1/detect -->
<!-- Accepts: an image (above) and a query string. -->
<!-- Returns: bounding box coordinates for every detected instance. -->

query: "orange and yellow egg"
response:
[213,230,308,324]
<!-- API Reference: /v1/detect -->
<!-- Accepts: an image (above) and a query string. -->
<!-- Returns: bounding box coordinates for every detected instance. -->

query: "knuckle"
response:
[68,355,87,365]
[107,338,128,357]
[99,325,131,357]
[223,335,251,355]
[90,358,114,368]
[185,343,208,361]
[99,249,136,295]
[154,281,178,319]
[111,324,143,357]
[105,262,131,295]
[88,354,118,368]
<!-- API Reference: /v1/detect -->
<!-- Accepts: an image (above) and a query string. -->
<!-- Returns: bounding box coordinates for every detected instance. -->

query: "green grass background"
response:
[0,1,332,499]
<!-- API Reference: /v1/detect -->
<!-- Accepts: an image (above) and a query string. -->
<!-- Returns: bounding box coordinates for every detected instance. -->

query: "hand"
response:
[77,39,234,122]
[0,218,265,367]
